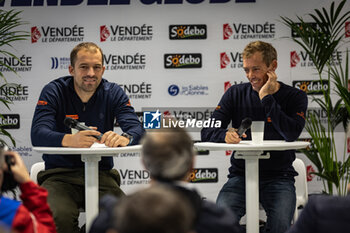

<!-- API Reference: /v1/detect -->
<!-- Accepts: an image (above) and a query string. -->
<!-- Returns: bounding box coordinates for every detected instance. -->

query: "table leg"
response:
[235,151,268,233]
[245,155,259,233]
[81,154,101,232]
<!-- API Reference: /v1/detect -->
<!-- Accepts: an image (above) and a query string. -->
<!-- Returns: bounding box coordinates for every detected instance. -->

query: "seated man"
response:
[107,185,196,233]
[31,42,145,233]
[201,41,308,233]
[0,144,56,233]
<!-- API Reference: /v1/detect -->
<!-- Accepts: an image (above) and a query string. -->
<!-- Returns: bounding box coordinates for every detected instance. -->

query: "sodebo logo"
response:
[0,114,20,129]
[169,25,207,40]
[164,53,202,69]
[189,168,218,183]
[293,80,329,95]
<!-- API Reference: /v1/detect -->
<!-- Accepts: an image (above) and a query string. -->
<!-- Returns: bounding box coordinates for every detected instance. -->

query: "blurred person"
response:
[31,42,145,233]
[201,41,308,233]
[0,144,56,233]
[106,185,196,233]
[286,193,350,233]
[141,127,242,233]
[89,127,241,233]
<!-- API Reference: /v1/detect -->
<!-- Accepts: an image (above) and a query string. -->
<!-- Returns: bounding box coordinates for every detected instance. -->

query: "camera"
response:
[1,144,18,193]
[5,154,15,170]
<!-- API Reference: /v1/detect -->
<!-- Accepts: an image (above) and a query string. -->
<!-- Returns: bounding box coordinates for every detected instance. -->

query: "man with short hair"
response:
[108,185,196,233]
[141,127,242,233]
[201,41,308,233]
[31,42,145,233]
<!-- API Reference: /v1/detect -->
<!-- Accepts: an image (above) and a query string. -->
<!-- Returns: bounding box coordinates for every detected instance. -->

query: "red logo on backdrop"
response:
[345,22,350,38]
[306,165,315,181]
[100,25,110,42]
[290,51,300,67]
[31,27,41,43]
[347,137,350,153]
[224,81,231,92]
[163,111,172,119]
[225,150,232,156]
[223,23,233,40]
[220,52,230,69]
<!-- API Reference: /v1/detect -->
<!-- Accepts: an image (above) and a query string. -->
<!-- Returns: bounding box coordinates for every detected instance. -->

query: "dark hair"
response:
[70,42,104,67]
[113,185,195,233]
[141,127,194,181]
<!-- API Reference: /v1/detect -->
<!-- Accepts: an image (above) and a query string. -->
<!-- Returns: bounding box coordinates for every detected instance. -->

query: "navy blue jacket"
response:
[89,185,242,233]
[287,194,350,233]
[173,185,242,233]
[31,76,145,170]
[201,82,307,180]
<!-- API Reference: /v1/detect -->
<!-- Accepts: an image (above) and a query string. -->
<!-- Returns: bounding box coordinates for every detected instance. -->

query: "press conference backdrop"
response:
[1,0,350,201]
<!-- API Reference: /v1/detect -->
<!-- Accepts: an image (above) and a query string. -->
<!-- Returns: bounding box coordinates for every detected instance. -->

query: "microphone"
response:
[64,117,102,140]
[236,117,252,137]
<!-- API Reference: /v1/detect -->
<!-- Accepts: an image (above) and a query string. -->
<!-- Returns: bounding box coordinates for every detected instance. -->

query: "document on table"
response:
[90,142,108,148]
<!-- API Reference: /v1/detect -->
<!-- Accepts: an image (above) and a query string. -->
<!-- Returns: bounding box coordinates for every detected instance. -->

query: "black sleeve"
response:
[261,90,307,141]
[201,89,234,142]
[113,87,145,145]
[31,83,65,147]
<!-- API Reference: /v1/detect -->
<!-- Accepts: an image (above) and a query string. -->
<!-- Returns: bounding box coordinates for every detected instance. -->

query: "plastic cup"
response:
[251,121,264,144]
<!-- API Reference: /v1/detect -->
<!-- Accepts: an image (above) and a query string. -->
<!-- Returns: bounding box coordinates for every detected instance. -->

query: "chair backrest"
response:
[292,158,308,206]
[30,162,45,183]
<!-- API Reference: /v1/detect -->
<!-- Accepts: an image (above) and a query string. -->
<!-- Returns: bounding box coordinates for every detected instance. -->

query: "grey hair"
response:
[141,128,194,181]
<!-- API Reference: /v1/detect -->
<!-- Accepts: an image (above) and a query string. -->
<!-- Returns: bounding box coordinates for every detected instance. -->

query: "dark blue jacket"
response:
[31,76,145,170]
[89,185,242,233]
[286,194,350,233]
[201,82,307,180]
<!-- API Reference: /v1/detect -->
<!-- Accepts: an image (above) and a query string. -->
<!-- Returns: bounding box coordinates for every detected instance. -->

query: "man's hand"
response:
[101,131,130,147]
[6,151,31,184]
[259,70,280,99]
[62,130,100,148]
[225,128,246,144]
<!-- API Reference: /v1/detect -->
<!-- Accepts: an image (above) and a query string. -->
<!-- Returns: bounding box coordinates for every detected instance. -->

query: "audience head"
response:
[141,127,194,181]
[108,185,195,233]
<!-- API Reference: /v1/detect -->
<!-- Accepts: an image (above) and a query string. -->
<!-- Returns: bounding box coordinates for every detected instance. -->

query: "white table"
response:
[33,145,142,231]
[193,140,309,233]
